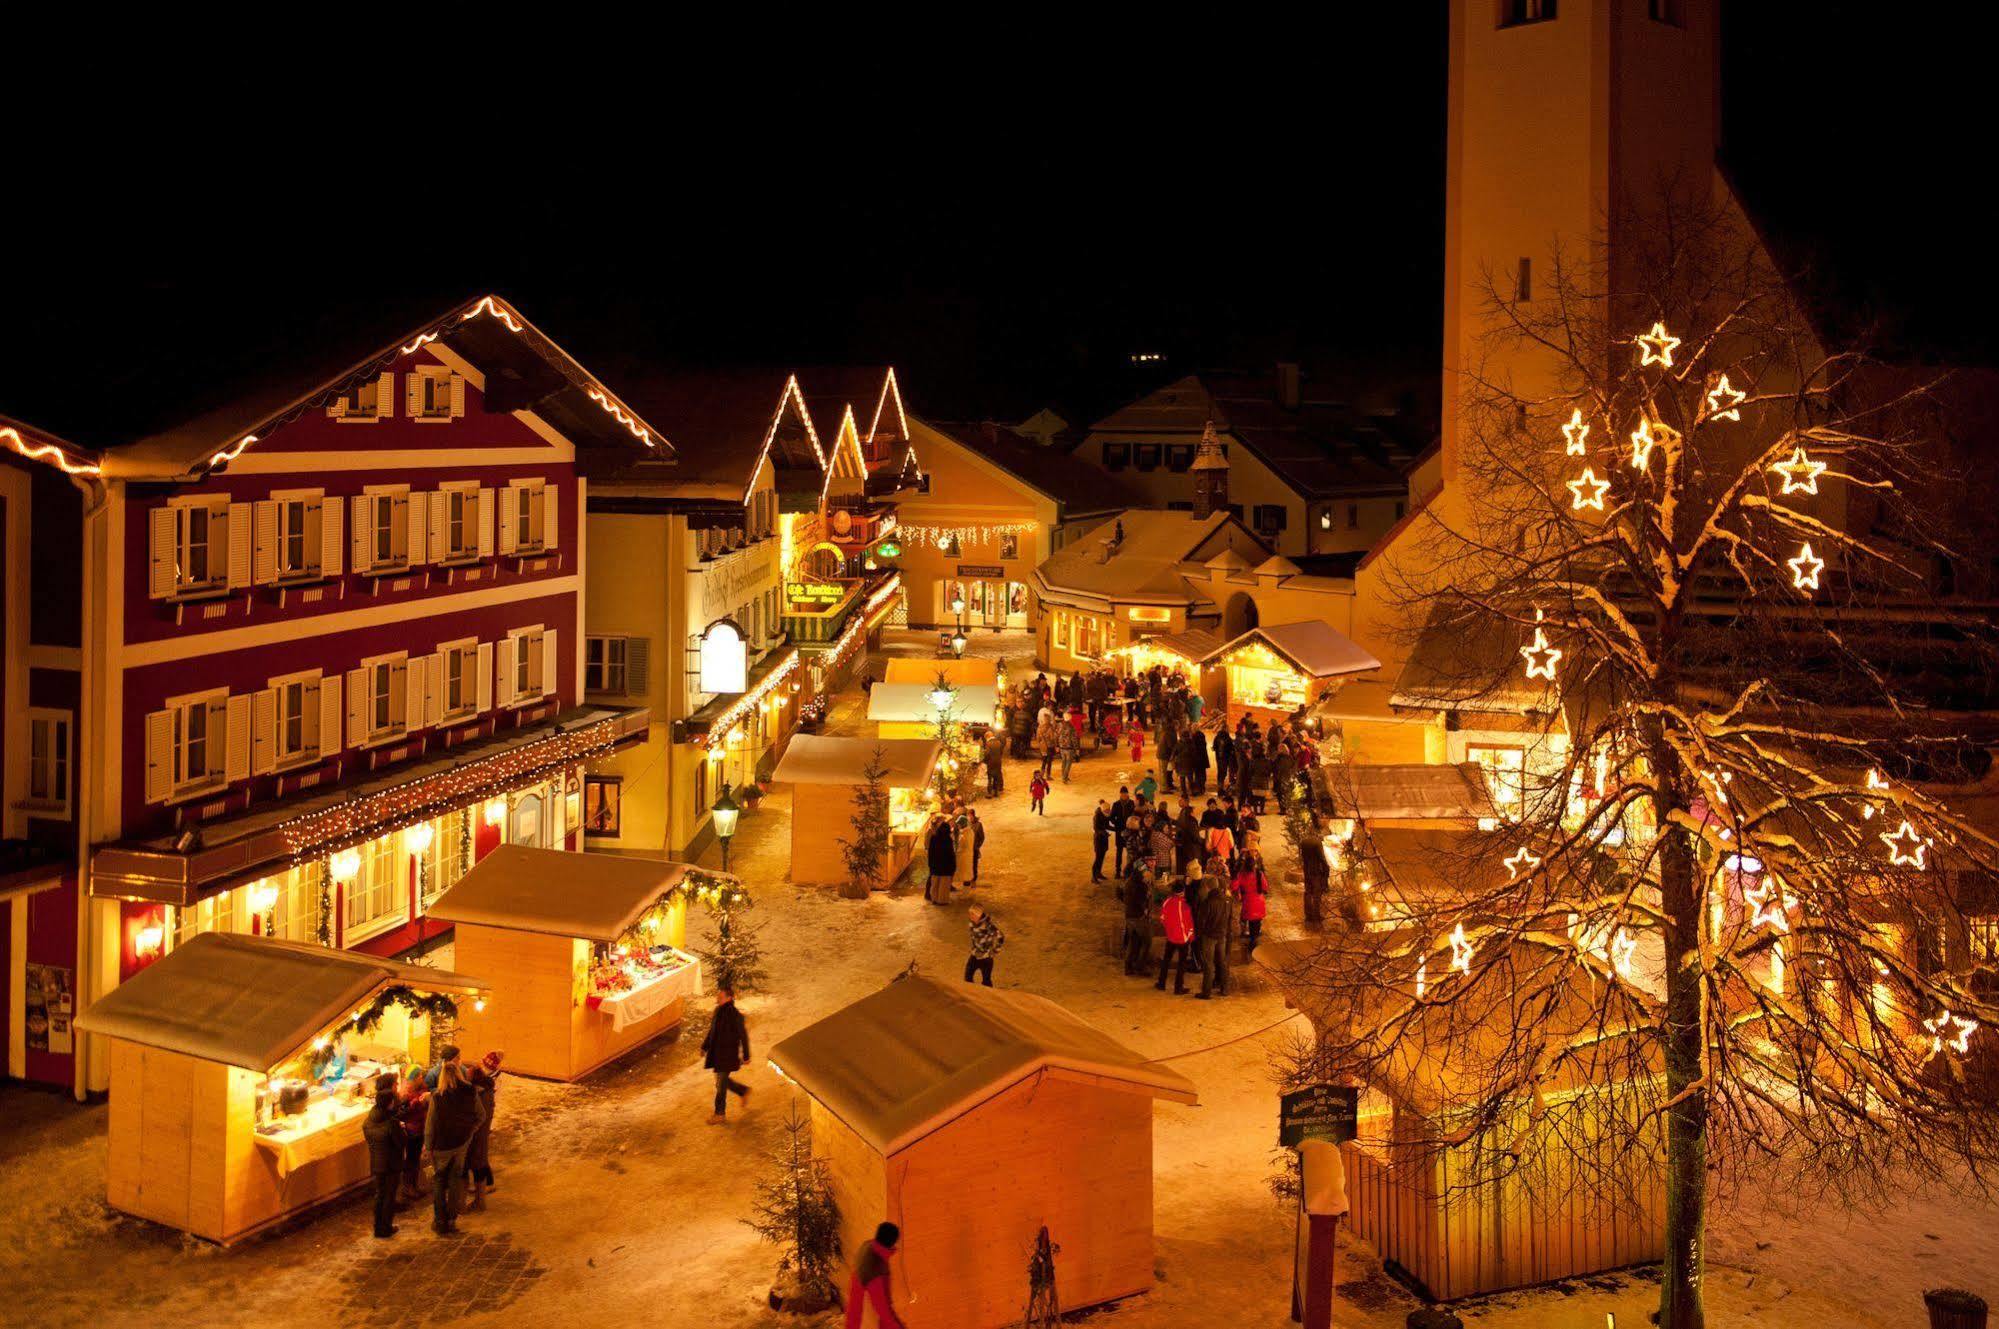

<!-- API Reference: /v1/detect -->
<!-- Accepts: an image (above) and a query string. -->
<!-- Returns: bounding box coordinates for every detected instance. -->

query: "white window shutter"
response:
[148,507,177,599]
[326,394,348,420]
[498,486,517,554]
[225,505,252,589]
[389,658,408,729]
[476,642,494,712]
[252,688,276,775]
[407,491,429,565]
[429,651,447,726]
[321,496,344,577]
[406,375,423,417]
[544,628,558,699]
[320,674,343,756]
[253,501,279,584]
[496,639,517,709]
[144,710,173,802]
[225,694,252,783]
[352,499,372,574]
[430,491,448,559]
[544,483,559,551]
[376,371,396,420]
[626,637,650,696]
[449,374,466,418]
[390,492,410,565]
[346,667,367,747]
[477,489,494,557]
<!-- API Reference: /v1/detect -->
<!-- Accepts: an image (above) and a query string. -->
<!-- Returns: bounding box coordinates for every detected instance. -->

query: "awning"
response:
[90,705,650,907]
[425,844,715,943]
[1200,620,1380,679]
[771,735,941,787]
[73,931,485,1073]
[682,647,799,737]
[866,682,1000,726]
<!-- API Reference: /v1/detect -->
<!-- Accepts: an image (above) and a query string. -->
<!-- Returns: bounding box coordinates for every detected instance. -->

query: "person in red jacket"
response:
[1155,880,1196,994]
[846,1222,906,1329]
[1232,854,1270,949]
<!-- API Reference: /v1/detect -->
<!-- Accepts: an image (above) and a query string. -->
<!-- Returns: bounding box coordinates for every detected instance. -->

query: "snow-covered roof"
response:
[74,932,485,1072]
[881,657,999,688]
[1202,620,1380,679]
[865,682,999,725]
[1313,763,1499,823]
[769,975,1198,1155]
[426,844,713,943]
[1032,509,1268,609]
[771,735,941,787]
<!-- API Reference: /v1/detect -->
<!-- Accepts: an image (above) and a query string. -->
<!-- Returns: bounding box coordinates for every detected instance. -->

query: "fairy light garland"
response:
[695,648,803,751]
[897,522,1038,552]
[3,424,101,477]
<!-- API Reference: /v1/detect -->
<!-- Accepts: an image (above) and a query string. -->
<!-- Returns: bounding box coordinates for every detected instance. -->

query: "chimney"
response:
[1191,420,1230,519]
[1275,361,1301,411]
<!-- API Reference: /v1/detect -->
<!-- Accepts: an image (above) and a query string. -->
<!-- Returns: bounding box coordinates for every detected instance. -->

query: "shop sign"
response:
[876,541,902,558]
[786,581,846,603]
[956,564,1005,578]
[696,548,777,621]
[700,621,748,694]
[1279,1083,1359,1147]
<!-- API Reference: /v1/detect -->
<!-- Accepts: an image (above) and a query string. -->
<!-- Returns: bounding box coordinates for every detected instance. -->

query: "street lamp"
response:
[711,783,741,872]
[951,630,968,658]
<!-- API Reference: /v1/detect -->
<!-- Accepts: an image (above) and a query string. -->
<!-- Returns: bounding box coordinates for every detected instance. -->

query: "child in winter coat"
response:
[1130,725,1145,764]
[1028,771,1050,814]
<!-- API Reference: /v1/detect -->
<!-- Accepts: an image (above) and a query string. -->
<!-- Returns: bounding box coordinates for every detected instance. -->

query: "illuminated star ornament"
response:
[1610,929,1639,977]
[1771,446,1827,495]
[1519,628,1562,681]
[1705,374,1747,422]
[1788,541,1825,591]
[1567,467,1611,511]
[1561,408,1591,456]
[1881,820,1930,869]
[1448,923,1476,973]
[1923,1011,1979,1062]
[1743,878,1794,932]
[1636,321,1681,368]
[1861,766,1890,821]
[1504,845,1543,880]
[1629,418,1678,471]
[1414,957,1428,999]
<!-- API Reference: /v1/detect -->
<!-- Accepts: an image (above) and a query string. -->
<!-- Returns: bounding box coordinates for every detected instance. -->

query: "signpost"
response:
[1281,1085,1358,1327]
[1280,1083,1359,1148]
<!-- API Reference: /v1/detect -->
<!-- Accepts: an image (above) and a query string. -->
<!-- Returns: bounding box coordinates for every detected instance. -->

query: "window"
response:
[272,864,327,943]
[1467,744,1528,819]
[1499,0,1555,25]
[1648,0,1682,24]
[438,485,484,563]
[1253,504,1289,534]
[358,487,411,572]
[999,532,1020,560]
[505,479,549,555]
[1165,444,1195,472]
[328,372,394,422]
[502,627,552,706]
[1319,509,1333,531]
[273,674,320,766]
[1134,444,1161,471]
[1103,443,1130,471]
[437,640,479,720]
[1052,611,1069,649]
[408,364,463,421]
[27,710,71,813]
[432,807,475,906]
[172,498,230,594]
[173,694,226,793]
[344,835,407,938]
[353,654,408,744]
[587,636,647,697]
[257,490,329,583]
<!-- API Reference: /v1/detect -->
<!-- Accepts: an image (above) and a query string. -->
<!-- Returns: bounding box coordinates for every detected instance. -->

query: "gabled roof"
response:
[769,975,1197,1156]
[771,735,941,787]
[915,417,1140,514]
[1390,605,1561,715]
[1203,620,1381,679]
[1033,509,1270,609]
[425,844,712,943]
[865,682,1000,726]
[7,295,671,479]
[605,369,825,498]
[73,932,484,1072]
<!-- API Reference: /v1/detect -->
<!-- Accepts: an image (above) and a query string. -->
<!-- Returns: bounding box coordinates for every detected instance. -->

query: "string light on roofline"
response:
[1636,321,1682,368]
[1561,408,1590,456]
[3,425,101,476]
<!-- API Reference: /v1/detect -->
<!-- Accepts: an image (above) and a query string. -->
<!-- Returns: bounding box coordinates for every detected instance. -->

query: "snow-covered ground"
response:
[3,641,1994,1327]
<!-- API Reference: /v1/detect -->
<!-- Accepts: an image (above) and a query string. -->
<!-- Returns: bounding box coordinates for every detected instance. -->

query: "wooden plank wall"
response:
[810,1097,888,1284]
[452,925,579,1080]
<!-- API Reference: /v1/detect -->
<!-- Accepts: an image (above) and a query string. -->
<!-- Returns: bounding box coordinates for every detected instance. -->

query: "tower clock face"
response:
[832,509,853,535]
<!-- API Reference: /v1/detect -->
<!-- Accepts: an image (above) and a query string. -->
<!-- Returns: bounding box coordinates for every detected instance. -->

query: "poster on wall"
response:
[24,963,74,1056]
[584,775,623,837]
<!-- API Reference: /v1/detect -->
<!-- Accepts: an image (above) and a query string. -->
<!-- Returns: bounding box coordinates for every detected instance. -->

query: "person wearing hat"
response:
[362,1082,402,1239]
[396,1066,430,1203]
[845,1221,906,1329]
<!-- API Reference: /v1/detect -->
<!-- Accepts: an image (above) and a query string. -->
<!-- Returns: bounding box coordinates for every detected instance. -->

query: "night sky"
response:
[4,6,1991,431]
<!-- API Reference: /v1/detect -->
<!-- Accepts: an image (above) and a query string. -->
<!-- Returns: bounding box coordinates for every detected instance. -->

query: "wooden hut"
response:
[425,845,706,1082]
[1198,620,1378,720]
[866,680,1001,740]
[882,657,999,689]
[768,735,940,890]
[73,932,485,1244]
[769,976,1198,1329]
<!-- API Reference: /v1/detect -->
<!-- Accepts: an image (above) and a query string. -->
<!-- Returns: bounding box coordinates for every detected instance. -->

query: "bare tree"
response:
[1286,195,1999,1328]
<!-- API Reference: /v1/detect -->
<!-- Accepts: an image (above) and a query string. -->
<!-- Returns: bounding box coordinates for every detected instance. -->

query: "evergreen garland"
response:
[303,984,459,1077]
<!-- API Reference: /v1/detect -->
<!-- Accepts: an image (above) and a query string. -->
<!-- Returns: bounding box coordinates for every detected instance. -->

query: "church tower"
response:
[1191,419,1231,519]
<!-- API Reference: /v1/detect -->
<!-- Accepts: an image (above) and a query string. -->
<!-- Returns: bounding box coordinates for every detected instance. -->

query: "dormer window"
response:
[408,364,464,422]
[1499,0,1555,26]
[328,372,396,422]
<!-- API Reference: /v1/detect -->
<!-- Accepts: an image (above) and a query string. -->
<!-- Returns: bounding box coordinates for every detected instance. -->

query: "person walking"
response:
[845,1222,907,1329]
[1091,799,1112,882]
[1159,730,1177,795]
[464,1050,504,1210]
[1121,866,1153,976]
[423,1056,486,1235]
[702,986,753,1123]
[1233,853,1270,950]
[1194,875,1235,999]
[1029,770,1050,815]
[924,815,956,904]
[363,1083,402,1239]
[1156,881,1196,994]
[1129,722,1145,765]
[1135,769,1158,804]
[964,904,1005,985]
[1058,719,1079,782]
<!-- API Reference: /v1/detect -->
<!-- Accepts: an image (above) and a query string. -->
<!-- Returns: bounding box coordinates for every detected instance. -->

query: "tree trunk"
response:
[1655,738,1707,1329]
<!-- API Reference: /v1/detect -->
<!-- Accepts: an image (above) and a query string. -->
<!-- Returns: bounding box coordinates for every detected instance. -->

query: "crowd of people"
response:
[1102,790,1274,998]
[361,1044,505,1239]
[922,799,987,904]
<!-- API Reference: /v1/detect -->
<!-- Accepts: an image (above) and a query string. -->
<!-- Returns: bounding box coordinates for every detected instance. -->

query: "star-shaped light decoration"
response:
[1519,628,1561,681]
[1861,766,1890,821]
[1788,541,1825,591]
[1629,417,1679,471]
[1448,923,1476,973]
[1881,820,1929,869]
[1923,1011,1978,1062]
[1705,374,1747,422]
[1771,446,1827,495]
[1636,321,1681,368]
[1743,877,1793,933]
[1561,408,1591,456]
[1504,845,1543,880]
[1610,928,1639,978]
[1567,467,1611,511]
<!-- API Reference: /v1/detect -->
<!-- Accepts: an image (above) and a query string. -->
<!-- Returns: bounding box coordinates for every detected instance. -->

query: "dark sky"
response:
[4,6,1991,430]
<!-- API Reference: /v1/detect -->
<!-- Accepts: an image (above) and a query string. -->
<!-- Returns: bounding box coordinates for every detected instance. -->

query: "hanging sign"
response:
[956,564,1005,578]
[876,541,902,559]
[786,581,845,604]
[700,621,748,694]
[1279,1084,1359,1148]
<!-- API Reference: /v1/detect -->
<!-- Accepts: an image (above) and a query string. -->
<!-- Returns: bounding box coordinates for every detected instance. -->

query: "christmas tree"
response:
[744,1103,843,1312]
[838,745,894,896]
[690,874,765,993]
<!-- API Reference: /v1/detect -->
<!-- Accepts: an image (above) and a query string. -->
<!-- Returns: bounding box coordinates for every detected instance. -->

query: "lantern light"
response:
[330,848,362,882]
[405,821,435,855]
[484,798,508,827]
[711,784,742,872]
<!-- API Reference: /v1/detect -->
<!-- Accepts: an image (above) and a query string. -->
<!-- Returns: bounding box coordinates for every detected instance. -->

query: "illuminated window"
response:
[345,836,407,937]
[1467,744,1528,819]
[1500,0,1555,25]
[27,709,71,814]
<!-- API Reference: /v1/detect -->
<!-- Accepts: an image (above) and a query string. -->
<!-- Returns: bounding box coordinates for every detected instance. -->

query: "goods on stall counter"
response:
[588,943,697,999]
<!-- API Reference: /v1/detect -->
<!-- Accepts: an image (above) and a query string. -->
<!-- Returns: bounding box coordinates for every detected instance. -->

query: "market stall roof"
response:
[882,657,999,688]
[769,976,1197,1156]
[1133,626,1224,664]
[1390,606,1559,715]
[426,845,718,943]
[74,932,485,1073]
[1313,762,1499,823]
[865,681,1000,726]
[772,735,942,787]
[1201,620,1380,679]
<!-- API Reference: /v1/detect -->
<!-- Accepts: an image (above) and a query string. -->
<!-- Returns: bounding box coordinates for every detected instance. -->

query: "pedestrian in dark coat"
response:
[1121,867,1153,975]
[971,809,986,882]
[924,817,956,904]
[1091,799,1112,881]
[1174,807,1201,875]
[1194,879,1235,999]
[1110,787,1136,874]
[1213,729,1237,795]
[465,1050,503,1208]
[423,1059,485,1235]
[702,987,752,1122]
[363,1086,402,1238]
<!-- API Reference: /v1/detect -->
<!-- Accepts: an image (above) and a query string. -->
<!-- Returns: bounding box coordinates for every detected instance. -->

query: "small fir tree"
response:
[691,875,766,992]
[838,746,894,894]
[745,1104,844,1311]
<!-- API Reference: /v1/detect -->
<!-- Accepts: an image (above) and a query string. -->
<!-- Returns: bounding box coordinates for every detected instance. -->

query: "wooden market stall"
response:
[770,976,1197,1329]
[1256,938,1664,1302]
[1312,762,1500,834]
[865,680,1001,740]
[73,932,486,1245]
[425,845,708,1082]
[1199,620,1378,719]
[768,735,941,891]
[882,656,999,690]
